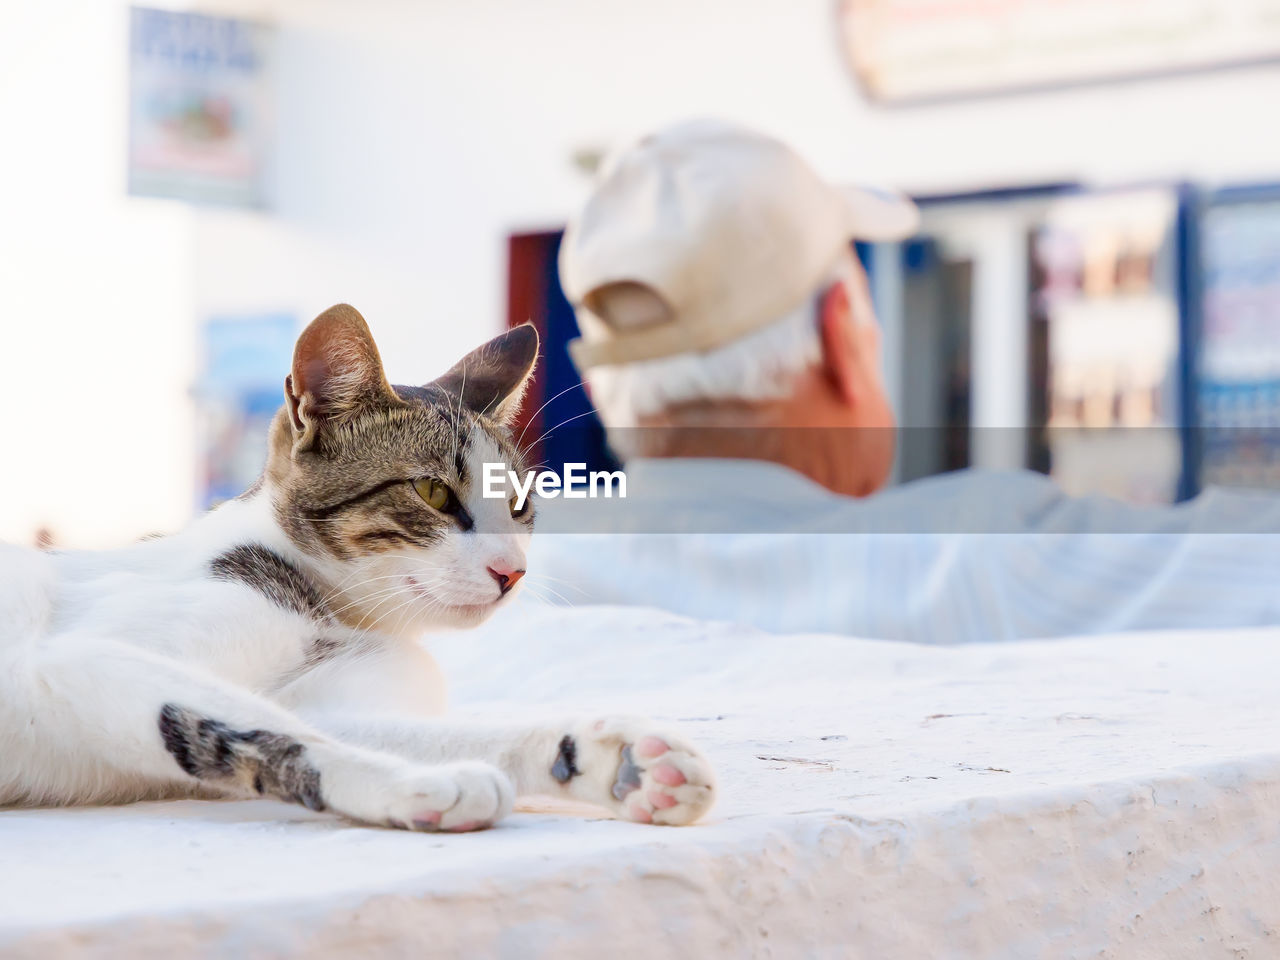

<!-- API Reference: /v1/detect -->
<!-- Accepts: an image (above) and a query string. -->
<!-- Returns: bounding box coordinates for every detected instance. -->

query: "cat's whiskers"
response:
[314,567,415,611]
[537,585,575,606]
[518,583,553,605]
[326,583,416,620]
[523,408,602,455]
[320,553,571,622]
[361,590,431,637]
[526,572,589,596]
[335,568,459,615]
[355,563,506,636]
[323,566,456,619]
[341,582,423,634]
[515,377,591,450]
[521,582,574,608]
[449,361,468,473]
[390,592,426,637]
[313,554,448,609]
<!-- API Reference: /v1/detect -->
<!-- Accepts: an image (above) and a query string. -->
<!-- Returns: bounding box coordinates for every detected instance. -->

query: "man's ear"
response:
[431,324,539,427]
[285,304,399,451]
[818,281,862,406]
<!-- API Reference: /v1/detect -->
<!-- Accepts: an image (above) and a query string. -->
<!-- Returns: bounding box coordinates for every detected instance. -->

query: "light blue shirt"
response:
[525,459,1280,642]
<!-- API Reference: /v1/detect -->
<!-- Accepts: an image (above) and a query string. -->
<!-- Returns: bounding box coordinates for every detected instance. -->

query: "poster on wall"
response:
[196,314,296,509]
[1199,194,1280,490]
[128,7,273,207]
[839,0,1280,103]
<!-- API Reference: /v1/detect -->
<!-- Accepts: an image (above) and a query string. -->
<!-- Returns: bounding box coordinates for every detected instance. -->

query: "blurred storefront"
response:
[504,0,1280,505]
[893,184,1191,503]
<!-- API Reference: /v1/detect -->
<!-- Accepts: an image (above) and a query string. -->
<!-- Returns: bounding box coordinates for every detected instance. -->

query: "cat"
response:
[0,304,714,831]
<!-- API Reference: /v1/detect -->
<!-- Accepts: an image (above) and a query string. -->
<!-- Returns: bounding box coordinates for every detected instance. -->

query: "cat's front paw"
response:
[563,717,715,825]
[385,760,515,833]
[321,751,514,832]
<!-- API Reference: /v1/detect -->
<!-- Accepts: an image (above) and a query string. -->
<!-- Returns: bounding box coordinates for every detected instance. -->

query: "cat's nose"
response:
[488,564,525,595]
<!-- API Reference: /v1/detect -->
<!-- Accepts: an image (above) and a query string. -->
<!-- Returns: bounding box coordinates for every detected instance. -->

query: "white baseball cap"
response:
[560,119,919,371]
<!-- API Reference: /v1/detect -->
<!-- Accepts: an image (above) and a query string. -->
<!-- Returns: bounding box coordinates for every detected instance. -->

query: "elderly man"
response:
[525,119,1280,642]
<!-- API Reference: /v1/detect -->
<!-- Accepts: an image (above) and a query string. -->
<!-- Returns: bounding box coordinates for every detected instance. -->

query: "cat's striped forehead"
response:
[269,386,530,561]
[323,384,516,479]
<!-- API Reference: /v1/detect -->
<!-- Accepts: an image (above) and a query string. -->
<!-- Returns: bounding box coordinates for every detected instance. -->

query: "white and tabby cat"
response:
[0,305,714,831]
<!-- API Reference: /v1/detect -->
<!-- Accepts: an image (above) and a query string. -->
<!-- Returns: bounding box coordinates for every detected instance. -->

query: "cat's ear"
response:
[431,324,539,427]
[285,304,399,451]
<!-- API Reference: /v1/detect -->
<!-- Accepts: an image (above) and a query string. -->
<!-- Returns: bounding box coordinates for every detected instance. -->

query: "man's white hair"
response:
[585,253,862,433]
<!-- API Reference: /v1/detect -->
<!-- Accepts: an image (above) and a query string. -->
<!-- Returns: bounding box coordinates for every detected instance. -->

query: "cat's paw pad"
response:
[573,718,715,826]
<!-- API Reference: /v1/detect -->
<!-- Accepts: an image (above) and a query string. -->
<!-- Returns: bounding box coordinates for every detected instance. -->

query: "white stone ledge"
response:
[3,607,1278,958]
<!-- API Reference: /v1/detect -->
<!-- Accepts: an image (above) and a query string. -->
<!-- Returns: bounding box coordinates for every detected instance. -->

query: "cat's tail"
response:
[0,543,57,649]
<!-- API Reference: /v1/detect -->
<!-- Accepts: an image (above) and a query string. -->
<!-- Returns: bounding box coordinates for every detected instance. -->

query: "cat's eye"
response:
[413,478,452,512]
[509,495,528,518]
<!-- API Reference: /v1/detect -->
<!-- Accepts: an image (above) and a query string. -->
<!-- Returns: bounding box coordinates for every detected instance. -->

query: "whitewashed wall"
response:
[0,1,194,547]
